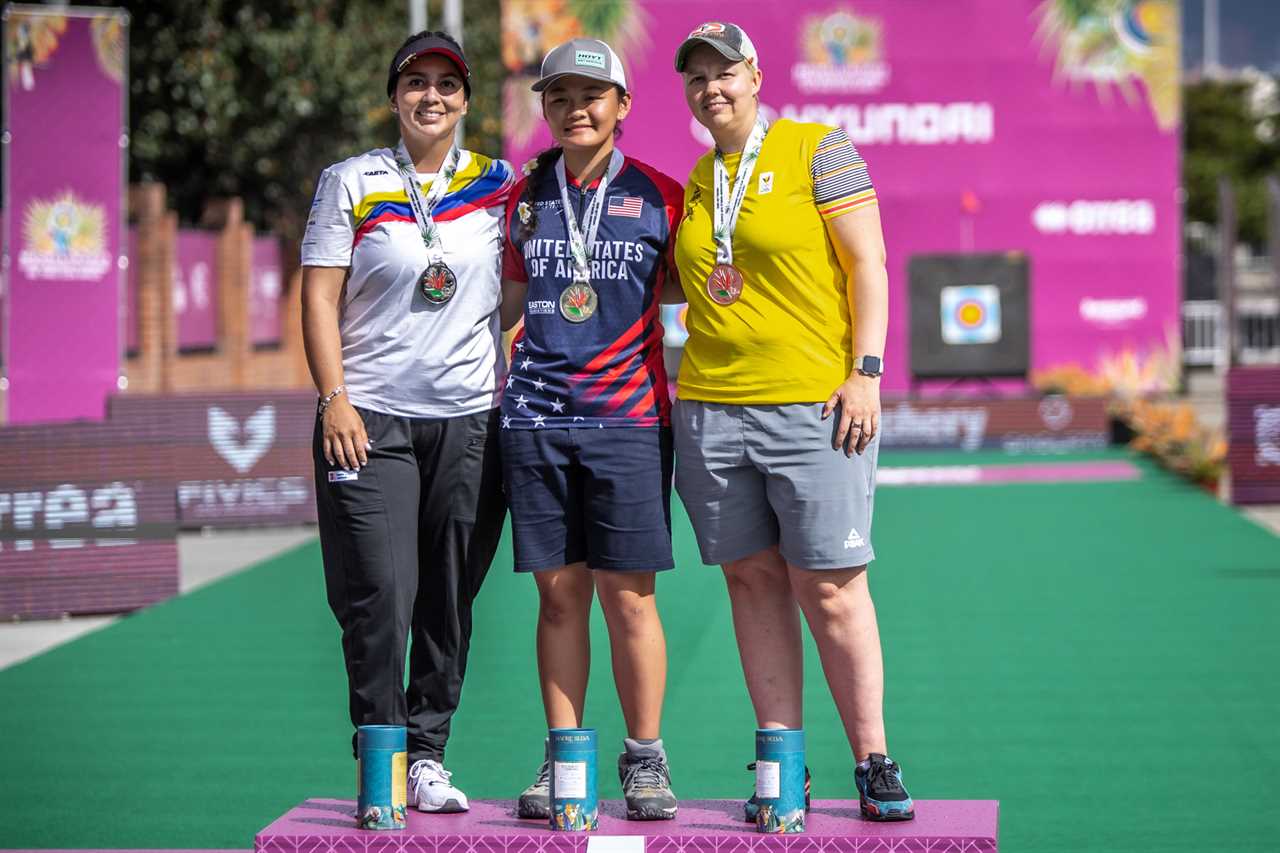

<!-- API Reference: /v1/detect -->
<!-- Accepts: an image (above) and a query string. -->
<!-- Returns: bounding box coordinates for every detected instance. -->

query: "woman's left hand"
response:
[822,372,881,456]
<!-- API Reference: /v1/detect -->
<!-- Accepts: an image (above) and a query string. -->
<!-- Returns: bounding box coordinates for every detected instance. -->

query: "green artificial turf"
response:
[1,450,1277,851]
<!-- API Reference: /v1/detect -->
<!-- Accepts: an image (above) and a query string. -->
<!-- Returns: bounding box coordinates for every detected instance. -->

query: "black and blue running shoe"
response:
[854,753,914,821]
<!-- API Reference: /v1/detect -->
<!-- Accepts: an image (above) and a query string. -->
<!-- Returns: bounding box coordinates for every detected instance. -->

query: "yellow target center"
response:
[958,303,984,326]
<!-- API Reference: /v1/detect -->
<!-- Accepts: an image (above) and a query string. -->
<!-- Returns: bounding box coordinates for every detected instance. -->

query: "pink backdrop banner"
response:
[4,9,127,422]
[174,231,218,350]
[502,0,1181,392]
[251,236,283,346]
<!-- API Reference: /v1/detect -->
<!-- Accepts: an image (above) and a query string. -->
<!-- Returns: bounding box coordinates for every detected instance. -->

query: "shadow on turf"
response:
[810,806,862,819]
[1215,568,1280,580]
[295,817,359,828]
[302,799,355,816]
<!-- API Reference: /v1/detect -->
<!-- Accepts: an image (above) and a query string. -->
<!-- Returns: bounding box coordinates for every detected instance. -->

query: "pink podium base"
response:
[256,798,998,853]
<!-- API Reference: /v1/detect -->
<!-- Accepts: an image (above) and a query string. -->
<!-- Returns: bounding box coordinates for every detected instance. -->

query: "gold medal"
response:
[559,283,598,322]
[706,263,744,306]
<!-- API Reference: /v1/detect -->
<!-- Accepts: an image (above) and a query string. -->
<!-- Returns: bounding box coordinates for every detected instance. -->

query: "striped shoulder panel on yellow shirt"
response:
[809,126,877,220]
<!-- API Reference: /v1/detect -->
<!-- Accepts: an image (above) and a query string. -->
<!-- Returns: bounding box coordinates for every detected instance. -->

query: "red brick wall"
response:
[122,183,310,398]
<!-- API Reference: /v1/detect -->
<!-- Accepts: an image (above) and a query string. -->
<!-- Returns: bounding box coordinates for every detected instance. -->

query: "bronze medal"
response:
[559,283,598,322]
[706,263,744,306]
[419,261,457,304]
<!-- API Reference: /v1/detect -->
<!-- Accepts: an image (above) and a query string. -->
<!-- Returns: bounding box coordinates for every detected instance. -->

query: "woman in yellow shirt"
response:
[670,21,913,822]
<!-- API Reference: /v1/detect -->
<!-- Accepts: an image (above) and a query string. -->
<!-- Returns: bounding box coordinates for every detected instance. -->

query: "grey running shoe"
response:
[617,739,678,820]
[517,758,550,819]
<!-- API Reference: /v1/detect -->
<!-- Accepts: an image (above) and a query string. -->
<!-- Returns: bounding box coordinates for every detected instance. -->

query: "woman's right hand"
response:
[322,396,370,471]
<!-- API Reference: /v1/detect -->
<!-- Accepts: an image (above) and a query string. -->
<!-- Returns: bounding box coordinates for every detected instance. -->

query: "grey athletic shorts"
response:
[673,400,878,569]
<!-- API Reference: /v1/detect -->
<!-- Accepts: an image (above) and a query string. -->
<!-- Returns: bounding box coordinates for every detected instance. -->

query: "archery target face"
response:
[941,284,1002,344]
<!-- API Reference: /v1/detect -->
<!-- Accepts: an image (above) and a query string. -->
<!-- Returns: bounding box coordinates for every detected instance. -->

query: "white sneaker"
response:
[409,759,470,813]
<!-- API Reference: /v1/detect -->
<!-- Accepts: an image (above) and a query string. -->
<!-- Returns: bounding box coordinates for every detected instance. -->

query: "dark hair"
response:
[389,30,471,99]
[517,146,563,243]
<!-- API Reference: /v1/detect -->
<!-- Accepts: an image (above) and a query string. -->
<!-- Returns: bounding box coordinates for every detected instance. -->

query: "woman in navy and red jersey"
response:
[498,38,684,822]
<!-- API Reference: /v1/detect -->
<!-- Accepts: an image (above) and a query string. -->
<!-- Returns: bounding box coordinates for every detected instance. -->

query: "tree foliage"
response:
[72,0,502,243]
[53,2,1280,257]
[1183,76,1280,248]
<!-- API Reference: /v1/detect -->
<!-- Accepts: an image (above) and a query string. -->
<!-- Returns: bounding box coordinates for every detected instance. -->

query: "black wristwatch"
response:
[854,355,883,378]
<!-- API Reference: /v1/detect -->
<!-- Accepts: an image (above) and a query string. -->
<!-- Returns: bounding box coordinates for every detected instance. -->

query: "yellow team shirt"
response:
[673,119,877,404]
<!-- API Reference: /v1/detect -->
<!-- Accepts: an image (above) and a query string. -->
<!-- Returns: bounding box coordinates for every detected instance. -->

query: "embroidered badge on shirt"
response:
[328,470,359,483]
[758,172,774,195]
[607,196,643,218]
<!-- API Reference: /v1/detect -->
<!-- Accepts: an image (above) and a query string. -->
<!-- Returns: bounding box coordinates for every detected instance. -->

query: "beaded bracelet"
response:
[317,384,346,414]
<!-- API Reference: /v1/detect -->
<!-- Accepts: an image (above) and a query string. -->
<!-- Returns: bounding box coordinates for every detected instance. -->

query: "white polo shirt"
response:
[302,147,515,418]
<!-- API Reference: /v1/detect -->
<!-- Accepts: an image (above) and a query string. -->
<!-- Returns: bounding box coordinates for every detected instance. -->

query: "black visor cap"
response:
[387,35,471,98]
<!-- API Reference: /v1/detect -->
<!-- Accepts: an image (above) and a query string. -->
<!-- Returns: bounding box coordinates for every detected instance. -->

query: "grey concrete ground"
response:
[1185,369,1227,432]
[177,526,316,595]
[0,525,316,671]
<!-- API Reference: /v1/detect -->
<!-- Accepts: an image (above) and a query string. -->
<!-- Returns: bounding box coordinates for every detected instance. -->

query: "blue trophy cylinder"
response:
[356,725,407,830]
[755,728,806,833]
[548,728,599,831]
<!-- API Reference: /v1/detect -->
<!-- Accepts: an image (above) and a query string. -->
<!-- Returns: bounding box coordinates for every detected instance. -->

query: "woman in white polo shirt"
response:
[300,30,514,815]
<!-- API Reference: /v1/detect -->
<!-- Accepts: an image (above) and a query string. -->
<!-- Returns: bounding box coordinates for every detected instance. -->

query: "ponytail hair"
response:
[517,146,563,243]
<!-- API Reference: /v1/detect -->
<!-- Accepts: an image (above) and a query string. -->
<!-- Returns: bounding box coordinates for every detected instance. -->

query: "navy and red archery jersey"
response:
[501,153,682,430]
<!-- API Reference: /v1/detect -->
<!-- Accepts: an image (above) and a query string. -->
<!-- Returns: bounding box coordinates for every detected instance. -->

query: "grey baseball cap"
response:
[674,22,760,72]
[532,38,628,93]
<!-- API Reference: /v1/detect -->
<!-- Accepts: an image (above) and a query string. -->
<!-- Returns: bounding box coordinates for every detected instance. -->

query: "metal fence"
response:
[1182,297,1280,370]
[1183,300,1225,368]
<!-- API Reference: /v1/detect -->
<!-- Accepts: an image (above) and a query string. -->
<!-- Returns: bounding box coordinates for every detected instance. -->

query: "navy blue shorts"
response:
[500,426,674,572]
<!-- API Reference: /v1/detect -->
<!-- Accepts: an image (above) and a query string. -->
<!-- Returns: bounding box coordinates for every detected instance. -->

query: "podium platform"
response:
[256,798,998,853]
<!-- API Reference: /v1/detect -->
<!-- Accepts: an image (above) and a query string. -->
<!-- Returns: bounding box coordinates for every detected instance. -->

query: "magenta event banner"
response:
[0,416,179,620]
[174,230,219,350]
[107,391,317,528]
[502,1,1180,392]
[4,8,127,421]
[251,236,283,346]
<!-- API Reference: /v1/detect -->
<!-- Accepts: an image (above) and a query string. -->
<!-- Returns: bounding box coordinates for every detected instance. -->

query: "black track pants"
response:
[314,406,505,765]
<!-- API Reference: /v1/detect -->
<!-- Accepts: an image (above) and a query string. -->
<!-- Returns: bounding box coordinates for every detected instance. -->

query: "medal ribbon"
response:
[555,148,626,285]
[394,141,461,264]
[712,118,768,267]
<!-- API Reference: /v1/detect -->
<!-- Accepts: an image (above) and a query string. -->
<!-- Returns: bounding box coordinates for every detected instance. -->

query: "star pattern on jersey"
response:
[514,340,525,351]
[500,342,666,428]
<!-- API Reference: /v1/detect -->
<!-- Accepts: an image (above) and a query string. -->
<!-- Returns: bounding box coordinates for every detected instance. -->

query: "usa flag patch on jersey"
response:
[607,196,643,218]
